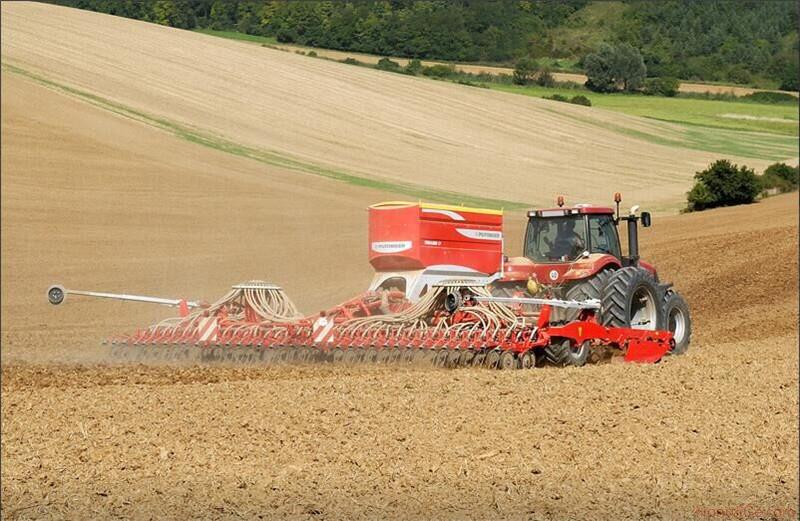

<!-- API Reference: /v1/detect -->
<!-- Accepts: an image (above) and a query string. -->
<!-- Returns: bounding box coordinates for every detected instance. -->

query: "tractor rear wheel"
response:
[553,270,613,324]
[601,267,665,330]
[663,290,691,354]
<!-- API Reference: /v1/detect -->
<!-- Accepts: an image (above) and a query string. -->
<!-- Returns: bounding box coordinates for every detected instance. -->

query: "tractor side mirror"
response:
[641,212,652,227]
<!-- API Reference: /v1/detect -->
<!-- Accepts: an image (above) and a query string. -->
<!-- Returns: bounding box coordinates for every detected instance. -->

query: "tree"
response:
[151,0,195,29]
[583,44,617,92]
[584,43,646,92]
[512,56,538,85]
[686,160,761,211]
[613,43,646,91]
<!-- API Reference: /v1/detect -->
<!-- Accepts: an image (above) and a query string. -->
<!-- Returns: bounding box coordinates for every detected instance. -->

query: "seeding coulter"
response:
[48,196,691,368]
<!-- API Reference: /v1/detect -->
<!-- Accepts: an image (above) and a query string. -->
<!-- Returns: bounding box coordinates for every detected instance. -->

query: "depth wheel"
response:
[520,351,535,369]
[499,351,519,370]
[485,350,501,369]
[447,350,462,367]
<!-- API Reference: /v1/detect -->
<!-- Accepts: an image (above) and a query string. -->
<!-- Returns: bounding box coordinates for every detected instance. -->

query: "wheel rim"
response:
[668,306,687,344]
[630,287,658,330]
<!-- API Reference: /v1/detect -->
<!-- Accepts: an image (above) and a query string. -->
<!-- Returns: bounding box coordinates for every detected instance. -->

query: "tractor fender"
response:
[563,255,621,280]
[500,255,621,284]
[638,260,658,280]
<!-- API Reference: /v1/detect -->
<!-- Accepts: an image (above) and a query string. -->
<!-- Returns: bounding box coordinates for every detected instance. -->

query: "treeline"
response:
[50,0,799,88]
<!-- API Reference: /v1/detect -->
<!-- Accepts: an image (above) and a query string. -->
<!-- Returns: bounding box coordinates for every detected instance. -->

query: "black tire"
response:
[663,290,691,354]
[544,339,590,367]
[601,267,665,330]
[552,270,613,324]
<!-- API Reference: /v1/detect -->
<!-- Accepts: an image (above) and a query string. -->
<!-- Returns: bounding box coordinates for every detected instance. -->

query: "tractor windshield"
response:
[525,215,587,262]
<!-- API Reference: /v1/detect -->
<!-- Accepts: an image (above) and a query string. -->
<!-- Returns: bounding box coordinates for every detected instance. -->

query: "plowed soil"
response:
[1,5,798,520]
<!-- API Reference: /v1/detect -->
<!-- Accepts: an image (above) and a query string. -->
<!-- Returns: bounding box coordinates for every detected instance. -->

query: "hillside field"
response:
[3,2,796,214]
[1,3,798,520]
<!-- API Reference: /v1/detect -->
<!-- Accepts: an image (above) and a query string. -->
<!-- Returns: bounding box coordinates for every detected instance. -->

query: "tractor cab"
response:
[501,194,654,286]
[524,206,621,263]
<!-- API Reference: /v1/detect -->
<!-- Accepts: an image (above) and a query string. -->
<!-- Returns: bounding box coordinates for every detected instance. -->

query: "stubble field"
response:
[2,2,792,212]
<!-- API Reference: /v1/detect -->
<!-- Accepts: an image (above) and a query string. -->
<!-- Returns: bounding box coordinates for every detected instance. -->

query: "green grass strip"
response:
[537,105,797,161]
[3,62,528,210]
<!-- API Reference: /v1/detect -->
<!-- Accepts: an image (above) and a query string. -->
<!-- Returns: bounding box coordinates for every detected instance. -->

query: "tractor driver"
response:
[547,219,585,260]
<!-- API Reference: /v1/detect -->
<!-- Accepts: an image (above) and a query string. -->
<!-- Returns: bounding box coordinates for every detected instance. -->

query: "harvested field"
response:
[264,40,799,98]
[0,2,786,212]
[2,4,798,520]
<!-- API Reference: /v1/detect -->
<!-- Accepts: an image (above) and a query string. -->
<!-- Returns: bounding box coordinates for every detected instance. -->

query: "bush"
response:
[456,79,486,88]
[686,159,760,211]
[422,64,457,79]
[535,68,555,87]
[569,95,592,106]
[543,94,569,102]
[760,162,799,193]
[678,91,740,102]
[376,57,401,72]
[404,59,423,75]
[726,65,753,84]
[513,57,538,85]
[741,91,798,104]
[340,57,361,65]
[643,77,680,97]
[307,50,317,57]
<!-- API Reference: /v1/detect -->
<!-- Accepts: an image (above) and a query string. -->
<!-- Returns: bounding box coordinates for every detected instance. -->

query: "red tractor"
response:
[492,194,691,364]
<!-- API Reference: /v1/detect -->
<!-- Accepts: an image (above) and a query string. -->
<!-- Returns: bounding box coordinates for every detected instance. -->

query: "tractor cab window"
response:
[588,214,621,259]
[525,215,587,262]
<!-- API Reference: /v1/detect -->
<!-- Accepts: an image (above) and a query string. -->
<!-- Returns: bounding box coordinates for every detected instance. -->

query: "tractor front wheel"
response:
[663,290,691,354]
[544,339,589,367]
